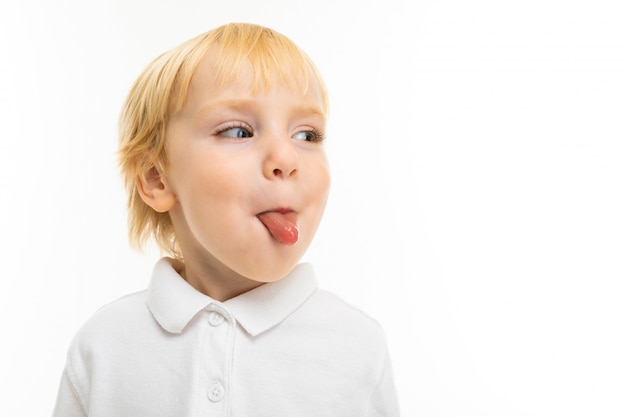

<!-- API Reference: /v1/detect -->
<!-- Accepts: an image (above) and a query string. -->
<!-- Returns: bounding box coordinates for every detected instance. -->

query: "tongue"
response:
[257,211,299,245]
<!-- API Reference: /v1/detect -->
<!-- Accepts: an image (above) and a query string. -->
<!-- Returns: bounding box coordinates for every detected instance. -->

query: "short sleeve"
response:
[52,367,87,417]
[367,349,401,417]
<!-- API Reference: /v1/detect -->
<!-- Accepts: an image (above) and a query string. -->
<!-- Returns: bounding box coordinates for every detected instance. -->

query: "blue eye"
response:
[293,129,324,142]
[218,126,253,138]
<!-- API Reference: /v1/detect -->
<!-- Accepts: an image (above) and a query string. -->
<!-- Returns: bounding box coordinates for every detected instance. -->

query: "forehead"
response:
[185,52,323,109]
[172,42,328,117]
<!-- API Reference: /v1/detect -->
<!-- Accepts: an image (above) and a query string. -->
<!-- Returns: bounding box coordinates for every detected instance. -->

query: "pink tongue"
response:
[257,211,299,245]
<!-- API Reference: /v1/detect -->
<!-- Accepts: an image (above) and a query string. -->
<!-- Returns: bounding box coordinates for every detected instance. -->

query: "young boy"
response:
[53,23,399,416]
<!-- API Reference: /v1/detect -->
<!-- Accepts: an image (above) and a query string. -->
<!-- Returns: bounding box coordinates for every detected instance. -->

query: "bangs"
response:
[172,23,328,115]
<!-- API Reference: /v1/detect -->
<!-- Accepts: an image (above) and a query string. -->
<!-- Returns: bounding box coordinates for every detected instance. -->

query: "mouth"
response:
[256,209,299,245]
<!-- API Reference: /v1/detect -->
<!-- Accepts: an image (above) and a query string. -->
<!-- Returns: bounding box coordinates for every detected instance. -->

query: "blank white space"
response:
[1,1,624,416]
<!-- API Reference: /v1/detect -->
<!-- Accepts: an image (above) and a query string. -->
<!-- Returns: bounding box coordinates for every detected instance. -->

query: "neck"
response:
[179,256,265,302]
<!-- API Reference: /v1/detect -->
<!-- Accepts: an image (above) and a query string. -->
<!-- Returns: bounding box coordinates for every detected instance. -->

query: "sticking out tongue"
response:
[257,211,299,245]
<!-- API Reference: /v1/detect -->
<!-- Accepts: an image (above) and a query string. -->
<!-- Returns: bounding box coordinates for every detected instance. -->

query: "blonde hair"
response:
[118,23,328,258]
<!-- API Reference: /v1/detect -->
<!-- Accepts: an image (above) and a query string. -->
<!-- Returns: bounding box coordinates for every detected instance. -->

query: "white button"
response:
[208,312,225,327]
[207,380,225,402]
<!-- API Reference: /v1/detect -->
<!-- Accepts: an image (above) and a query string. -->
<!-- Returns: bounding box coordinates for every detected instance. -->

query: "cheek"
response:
[173,153,246,196]
[310,157,331,201]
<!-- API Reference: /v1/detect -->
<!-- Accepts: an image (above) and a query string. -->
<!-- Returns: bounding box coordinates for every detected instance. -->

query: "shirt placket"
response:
[198,303,234,416]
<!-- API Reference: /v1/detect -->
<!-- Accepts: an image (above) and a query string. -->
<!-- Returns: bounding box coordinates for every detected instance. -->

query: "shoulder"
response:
[61,290,153,407]
[302,291,400,415]
[276,288,393,397]
[89,289,149,319]
[306,289,384,328]
[66,289,157,369]
[290,288,390,353]
[71,290,150,342]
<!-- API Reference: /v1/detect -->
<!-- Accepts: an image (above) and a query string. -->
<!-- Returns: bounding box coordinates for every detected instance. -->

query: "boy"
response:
[53,23,399,416]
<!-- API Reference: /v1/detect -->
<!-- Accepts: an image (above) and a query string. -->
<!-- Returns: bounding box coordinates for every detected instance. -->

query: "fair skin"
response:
[137,52,330,301]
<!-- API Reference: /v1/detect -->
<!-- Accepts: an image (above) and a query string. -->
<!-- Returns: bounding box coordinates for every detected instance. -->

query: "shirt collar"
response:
[146,258,317,337]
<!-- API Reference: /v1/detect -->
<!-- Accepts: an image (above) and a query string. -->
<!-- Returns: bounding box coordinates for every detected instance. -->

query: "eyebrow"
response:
[194,99,326,121]
[197,99,256,115]
[293,104,326,120]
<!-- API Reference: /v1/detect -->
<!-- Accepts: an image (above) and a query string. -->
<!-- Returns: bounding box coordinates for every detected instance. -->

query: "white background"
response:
[1,0,625,416]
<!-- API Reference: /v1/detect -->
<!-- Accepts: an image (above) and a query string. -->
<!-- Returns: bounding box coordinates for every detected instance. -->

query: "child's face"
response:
[160,54,330,285]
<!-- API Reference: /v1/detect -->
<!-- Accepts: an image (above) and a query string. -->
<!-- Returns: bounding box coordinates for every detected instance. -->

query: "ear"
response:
[136,166,176,213]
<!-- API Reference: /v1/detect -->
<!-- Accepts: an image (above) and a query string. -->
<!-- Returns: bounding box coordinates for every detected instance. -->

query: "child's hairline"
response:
[169,42,330,119]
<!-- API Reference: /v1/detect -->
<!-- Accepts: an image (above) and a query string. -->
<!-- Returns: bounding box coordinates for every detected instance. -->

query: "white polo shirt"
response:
[53,258,400,416]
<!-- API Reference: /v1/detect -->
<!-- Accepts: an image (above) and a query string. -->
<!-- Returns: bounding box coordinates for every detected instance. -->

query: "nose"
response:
[262,136,299,180]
